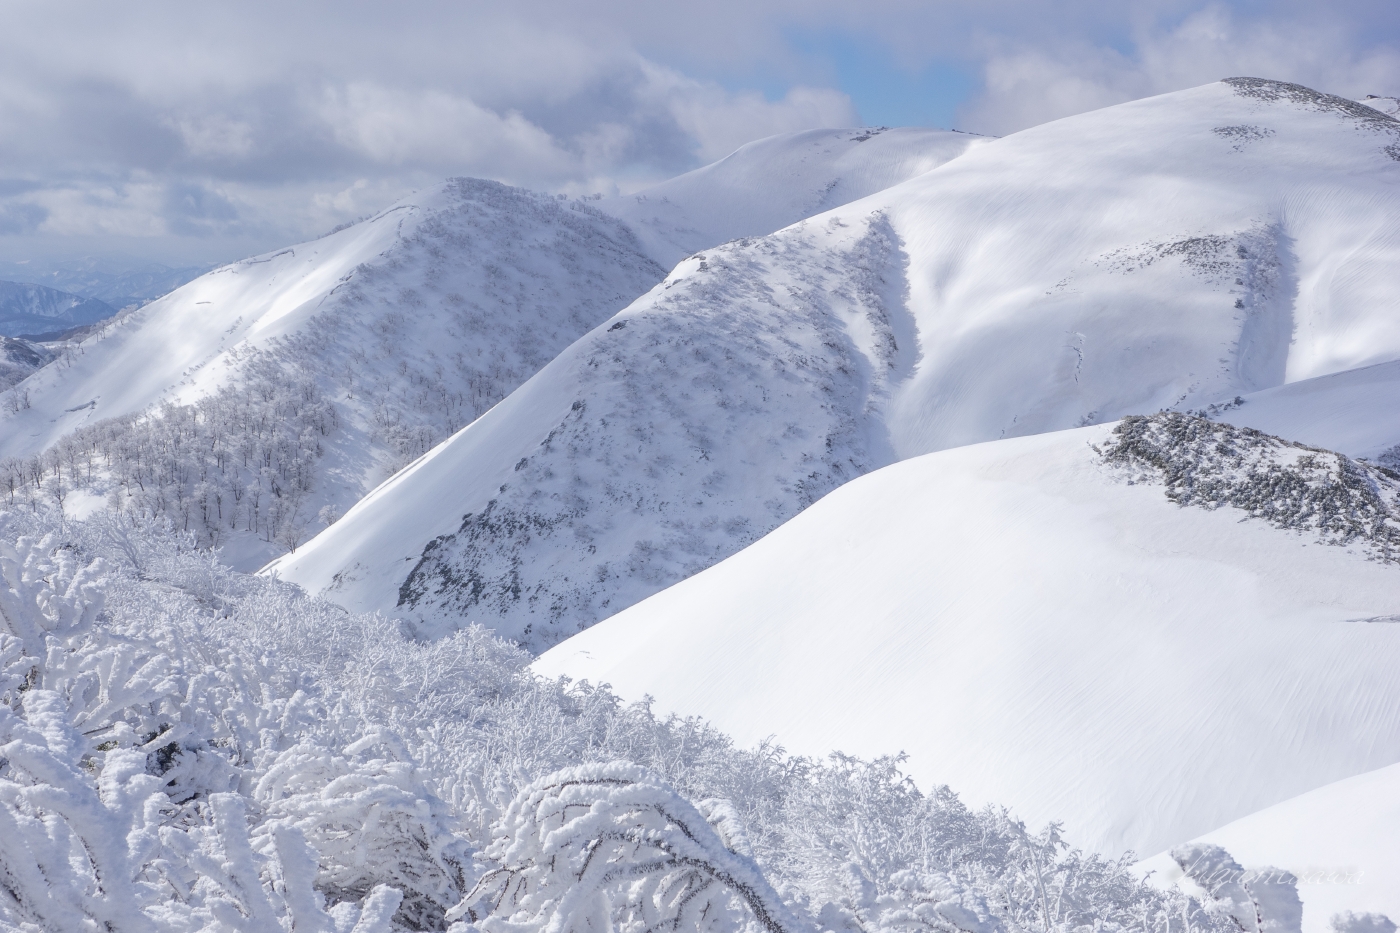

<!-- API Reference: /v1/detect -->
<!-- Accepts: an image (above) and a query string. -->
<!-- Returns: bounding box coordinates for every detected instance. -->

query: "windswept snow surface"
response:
[1215,358,1400,463]
[276,78,1400,646]
[597,127,986,267]
[533,424,1400,862]
[1137,764,1400,931]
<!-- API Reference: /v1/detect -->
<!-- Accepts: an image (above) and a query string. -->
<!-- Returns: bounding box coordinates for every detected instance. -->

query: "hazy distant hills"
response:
[0,256,210,311]
[0,280,117,338]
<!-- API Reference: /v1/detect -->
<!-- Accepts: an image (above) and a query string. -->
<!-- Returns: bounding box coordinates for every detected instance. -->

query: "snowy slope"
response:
[273,78,1400,644]
[597,127,985,267]
[533,421,1400,860]
[0,180,663,466]
[1137,763,1400,931]
[1215,358,1400,464]
[267,214,910,644]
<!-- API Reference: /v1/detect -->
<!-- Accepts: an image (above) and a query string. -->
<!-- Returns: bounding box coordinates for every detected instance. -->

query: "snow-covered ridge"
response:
[1,129,981,570]
[275,77,1400,640]
[0,180,667,567]
[271,210,910,647]
[534,420,1400,861]
[596,126,985,267]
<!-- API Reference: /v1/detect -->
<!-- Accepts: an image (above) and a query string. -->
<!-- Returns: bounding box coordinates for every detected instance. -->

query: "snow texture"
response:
[1137,762,1400,933]
[533,423,1400,863]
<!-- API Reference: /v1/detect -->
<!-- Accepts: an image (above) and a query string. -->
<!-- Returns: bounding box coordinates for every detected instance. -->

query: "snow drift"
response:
[1138,762,1400,932]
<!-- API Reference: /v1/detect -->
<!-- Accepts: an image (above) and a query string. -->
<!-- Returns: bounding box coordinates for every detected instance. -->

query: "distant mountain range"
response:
[0,255,211,311]
[0,280,116,338]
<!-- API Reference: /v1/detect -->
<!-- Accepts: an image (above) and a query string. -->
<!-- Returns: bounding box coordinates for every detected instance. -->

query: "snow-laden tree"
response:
[0,517,471,932]
[452,763,809,933]
[1172,844,1302,933]
[0,507,1372,933]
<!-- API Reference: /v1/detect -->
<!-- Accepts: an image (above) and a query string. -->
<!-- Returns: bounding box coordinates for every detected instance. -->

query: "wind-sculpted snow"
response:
[872,80,1400,456]
[536,423,1400,865]
[276,212,912,648]
[0,509,1247,933]
[1102,413,1400,562]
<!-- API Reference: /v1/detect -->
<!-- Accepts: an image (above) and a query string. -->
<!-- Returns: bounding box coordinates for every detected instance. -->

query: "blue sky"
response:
[0,0,1397,267]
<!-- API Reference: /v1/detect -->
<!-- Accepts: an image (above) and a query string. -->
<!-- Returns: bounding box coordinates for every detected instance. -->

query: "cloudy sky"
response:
[2,0,1397,268]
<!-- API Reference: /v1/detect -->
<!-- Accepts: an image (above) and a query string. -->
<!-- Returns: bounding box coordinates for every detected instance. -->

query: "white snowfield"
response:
[273,78,1400,649]
[533,423,1400,864]
[1137,762,1400,932]
[1215,357,1400,463]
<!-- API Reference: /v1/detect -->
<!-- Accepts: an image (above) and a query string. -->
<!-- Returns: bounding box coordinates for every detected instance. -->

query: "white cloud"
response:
[646,62,858,161]
[0,0,1398,263]
[962,5,1400,135]
[317,83,574,179]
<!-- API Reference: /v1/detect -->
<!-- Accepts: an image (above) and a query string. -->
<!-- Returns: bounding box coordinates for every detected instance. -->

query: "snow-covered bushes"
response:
[1102,413,1400,560]
[0,508,1343,933]
[0,351,333,551]
[0,512,466,931]
[455,763,806,933]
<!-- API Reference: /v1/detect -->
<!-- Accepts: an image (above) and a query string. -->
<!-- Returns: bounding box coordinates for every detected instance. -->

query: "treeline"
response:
[0,355,335,551]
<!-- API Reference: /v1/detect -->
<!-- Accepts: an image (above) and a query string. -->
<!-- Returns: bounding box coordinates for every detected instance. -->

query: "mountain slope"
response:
[267,213,909,642]
[273,78,1400,645]
[0,180,664,465]
[1137,763,1400,931]
[1211,357,1400,466]
[1,129,980,570]
[533,419,1400,862]
[596,126,986,267]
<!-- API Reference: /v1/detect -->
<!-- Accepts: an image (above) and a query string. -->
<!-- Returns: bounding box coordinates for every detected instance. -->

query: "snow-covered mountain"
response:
[595,126,987,267]
[271,78,1400,648]
[0,181,663,465]
[0,336,53,391]
[0,280,116,338]
[0,128,974,570]
[533,415,1400,863]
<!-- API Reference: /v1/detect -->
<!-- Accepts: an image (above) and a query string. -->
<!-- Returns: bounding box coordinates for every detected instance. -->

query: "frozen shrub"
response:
[0,508,1349,933]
